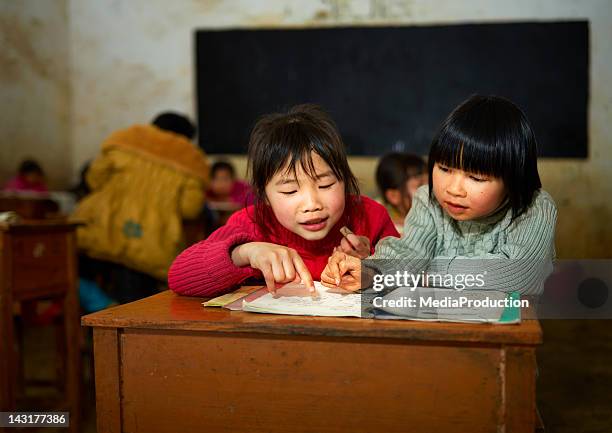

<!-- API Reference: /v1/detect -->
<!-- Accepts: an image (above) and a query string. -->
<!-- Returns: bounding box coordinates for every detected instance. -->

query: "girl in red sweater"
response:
[168,104,399,297]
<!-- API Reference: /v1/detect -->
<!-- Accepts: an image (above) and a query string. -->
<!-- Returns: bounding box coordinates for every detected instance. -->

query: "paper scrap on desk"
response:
[202,286,260,307]
[223,287,269,310]
[242,282,361,317]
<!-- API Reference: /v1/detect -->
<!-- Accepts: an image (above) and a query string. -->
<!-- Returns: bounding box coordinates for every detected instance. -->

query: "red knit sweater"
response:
[168,196,399,297]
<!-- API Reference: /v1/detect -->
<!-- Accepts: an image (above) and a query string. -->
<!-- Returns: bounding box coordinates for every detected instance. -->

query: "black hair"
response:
[211,161,236,179]
[376,152,426,204]
[428,94,541,220]
[152,112,196,140]
[247,104,360,235]
[71,161,92,202]
[18,159,44,176]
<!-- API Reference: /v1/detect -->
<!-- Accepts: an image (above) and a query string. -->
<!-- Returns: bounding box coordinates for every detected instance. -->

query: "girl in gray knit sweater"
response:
[322,95,557,296]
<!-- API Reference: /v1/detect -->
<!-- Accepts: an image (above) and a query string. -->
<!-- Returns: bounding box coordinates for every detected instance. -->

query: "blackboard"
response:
[196,22,588,157]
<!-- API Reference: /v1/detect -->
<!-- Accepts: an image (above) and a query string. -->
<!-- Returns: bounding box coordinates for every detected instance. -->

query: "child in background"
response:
[169,104,399,297]
[3,159,48,193]
[206,160,253,207]
[73,111,209,288]
[322,95,557,296]
[205,160,253,229]
[375,152,427,234]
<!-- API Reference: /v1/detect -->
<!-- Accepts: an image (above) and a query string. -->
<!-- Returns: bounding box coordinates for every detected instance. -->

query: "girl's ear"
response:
[384,189,402,207]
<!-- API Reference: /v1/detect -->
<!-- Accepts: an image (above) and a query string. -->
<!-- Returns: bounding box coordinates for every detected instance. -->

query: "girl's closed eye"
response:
[280,190,297,195]
[469,174,487,182]
[319,182,336,189]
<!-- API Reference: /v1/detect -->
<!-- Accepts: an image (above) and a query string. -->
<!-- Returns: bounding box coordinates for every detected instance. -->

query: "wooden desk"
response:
[0,221,80,432]
[0,194,59,219]
[208,201,242,228]
[82,290,542,433]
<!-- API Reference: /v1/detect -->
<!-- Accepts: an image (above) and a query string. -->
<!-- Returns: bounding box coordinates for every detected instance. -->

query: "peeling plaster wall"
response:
[3,0,611,258]
[0,0,70,189]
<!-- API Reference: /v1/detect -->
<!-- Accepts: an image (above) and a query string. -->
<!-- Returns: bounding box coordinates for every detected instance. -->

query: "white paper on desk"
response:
[242,281,361,318]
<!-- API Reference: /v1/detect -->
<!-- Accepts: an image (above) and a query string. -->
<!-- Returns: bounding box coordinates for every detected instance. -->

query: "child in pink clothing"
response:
[206,161,253,206]
[3,159,48,193]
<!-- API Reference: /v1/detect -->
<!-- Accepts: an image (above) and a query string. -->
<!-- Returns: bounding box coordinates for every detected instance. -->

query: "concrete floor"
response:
[17,319,612,433]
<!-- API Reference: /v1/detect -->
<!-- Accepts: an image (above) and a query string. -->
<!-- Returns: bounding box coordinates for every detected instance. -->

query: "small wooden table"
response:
[0,220,81,432]
[83,290,542,433]
[0,194,60,219]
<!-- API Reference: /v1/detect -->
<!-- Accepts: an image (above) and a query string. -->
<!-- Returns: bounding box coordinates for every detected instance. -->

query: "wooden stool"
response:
[0,221,81,433]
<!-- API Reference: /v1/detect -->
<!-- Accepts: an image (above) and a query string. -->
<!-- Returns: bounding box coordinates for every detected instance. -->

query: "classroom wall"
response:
[1,0,610,258]
[0,0,71,189]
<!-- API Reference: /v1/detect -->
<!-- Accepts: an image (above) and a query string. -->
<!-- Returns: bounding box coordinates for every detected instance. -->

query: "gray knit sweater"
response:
[369,185,557,295]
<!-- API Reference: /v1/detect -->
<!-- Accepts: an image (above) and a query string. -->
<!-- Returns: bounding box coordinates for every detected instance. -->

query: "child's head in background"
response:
[152,112,196,140]
[376,152,427,221]
[428,94,541,222]
[209,161,237,201]
[247,104,360,240]
[4,159,47,192]
[3,159,47,194]
[18,159,46,187]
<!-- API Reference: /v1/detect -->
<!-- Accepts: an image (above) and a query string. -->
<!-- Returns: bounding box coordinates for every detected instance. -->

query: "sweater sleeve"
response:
[168,210,261,297]
[368,186,437,275]
[439,191,558,295]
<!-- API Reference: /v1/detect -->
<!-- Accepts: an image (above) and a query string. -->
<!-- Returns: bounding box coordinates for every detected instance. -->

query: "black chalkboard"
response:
[196,22,588,157]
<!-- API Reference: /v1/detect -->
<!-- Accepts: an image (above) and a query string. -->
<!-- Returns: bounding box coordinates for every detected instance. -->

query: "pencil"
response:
[340,226,353,237]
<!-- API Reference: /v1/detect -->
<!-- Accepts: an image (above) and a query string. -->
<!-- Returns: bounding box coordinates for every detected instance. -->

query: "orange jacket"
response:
[73,124,209,280]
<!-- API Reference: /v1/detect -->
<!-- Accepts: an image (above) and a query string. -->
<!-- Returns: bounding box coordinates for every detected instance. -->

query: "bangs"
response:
[430,127,507,178]
[279,149,321,183]
[250,115,350,189]
[277,129,347,185]
[429,94,528,179]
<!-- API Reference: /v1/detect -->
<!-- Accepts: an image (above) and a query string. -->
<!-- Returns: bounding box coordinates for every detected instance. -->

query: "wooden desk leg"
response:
[93,328,122,433]
[64,232,81,433]
[0,250,16,411]
[504,346,537,432]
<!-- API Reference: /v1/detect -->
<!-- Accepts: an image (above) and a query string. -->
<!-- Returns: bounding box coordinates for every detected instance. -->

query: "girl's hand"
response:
[321,251,362,292]
[336,233,371,259]
[231,242,315,294]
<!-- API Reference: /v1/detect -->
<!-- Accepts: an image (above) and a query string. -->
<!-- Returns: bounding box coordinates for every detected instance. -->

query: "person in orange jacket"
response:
[73,112,210,295]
